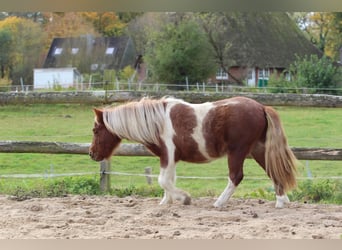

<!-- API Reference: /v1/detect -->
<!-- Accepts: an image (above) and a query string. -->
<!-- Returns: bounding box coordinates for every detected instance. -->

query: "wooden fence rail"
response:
[0,141,341,161]
[1,141,341,191]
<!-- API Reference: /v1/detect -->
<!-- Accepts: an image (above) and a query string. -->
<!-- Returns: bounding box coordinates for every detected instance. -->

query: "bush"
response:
[111,184,163,198]
[9,177,101,200]
[267,72,300,93]
[119,66,135,82]
[244,187,275,200]
[289,54,340,91]
[290,180,342,204]
[0,77,11,92]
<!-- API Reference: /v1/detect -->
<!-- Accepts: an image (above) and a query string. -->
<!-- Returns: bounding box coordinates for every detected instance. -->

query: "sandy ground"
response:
[0,195,341,239]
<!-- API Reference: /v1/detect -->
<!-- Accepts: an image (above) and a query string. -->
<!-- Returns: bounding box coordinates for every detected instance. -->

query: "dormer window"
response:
[105,47,115,55]
[71,48,79,55]
[54,47,63,55]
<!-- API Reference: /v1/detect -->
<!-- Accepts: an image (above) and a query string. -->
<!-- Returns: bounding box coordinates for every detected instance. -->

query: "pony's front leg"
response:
[160,192,173,205]
[158,166,191,205]
[158,163,175,204]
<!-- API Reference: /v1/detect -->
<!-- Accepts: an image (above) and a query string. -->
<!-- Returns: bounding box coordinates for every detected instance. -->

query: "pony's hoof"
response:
[213,200,225,208]
[159,196,173,205]
[275,195,290,208]
[213,202,221,208]
[183,196,191,205]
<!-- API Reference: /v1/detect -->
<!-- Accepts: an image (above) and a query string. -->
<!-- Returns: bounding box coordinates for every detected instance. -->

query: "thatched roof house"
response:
[214,12,323,86]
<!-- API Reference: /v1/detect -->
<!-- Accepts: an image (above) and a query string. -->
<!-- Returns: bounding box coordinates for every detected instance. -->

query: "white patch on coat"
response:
[158,99,184,204]
[189,102,214,160]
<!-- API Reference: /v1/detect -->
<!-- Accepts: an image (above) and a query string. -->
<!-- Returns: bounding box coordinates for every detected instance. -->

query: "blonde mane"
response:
[103,97,173,146]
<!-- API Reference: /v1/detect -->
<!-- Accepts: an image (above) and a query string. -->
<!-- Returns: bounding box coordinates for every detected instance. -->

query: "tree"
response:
[145,19,217,88]
[0,28,12,78]
[0,16,46,85]
[117,12,143,23]
[325,12,342,61]
[197,12,252,84]
[127,12,170,54]
[81,12,126,36]
[4,12,45,23]
[289,12,342,61]
[43,12,99,49]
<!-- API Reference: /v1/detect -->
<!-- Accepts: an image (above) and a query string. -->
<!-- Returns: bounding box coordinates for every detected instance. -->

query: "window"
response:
[258,68,269,79]
[284,72,291,81]
[54,48,63,55]
[91,64,98,71]
[247,69,253,80]
[71,48,79,55]
[105,47,115,55]
[216,68,228,80]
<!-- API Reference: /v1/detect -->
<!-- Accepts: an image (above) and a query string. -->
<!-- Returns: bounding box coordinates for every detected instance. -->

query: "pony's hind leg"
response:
[214,151,245,208]
[251,143,290,208]
[274,182,290,208]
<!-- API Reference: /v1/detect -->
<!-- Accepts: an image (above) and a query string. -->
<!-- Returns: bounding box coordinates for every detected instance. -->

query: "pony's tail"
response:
[264,106,297,193]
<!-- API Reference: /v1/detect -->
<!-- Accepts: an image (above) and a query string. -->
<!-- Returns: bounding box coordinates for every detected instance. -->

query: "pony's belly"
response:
[179,153,215,164]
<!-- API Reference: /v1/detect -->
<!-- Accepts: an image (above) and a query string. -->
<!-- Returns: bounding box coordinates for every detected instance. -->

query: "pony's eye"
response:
[93,128,98,134]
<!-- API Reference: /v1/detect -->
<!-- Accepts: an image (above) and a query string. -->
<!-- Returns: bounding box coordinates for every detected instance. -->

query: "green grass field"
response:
[0,103,341,203]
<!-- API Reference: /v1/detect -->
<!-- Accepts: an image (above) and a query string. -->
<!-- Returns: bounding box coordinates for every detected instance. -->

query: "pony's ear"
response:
[93,108,104,124]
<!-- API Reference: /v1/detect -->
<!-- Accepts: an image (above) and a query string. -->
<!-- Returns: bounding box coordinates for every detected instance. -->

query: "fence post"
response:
[100,160,111,192]
[144,167,153,185]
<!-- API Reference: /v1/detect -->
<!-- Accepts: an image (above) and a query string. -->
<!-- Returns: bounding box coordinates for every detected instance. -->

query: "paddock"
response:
[0,195,341,239]
[0,94,341,239]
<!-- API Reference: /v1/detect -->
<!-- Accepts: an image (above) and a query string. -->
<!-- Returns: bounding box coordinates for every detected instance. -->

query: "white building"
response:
[33,68,82,89]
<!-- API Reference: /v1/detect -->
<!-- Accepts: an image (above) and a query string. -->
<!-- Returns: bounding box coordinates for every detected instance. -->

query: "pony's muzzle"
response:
[89,151,98,161]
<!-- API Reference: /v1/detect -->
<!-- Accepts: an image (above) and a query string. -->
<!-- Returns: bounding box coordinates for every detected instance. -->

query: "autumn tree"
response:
[290,12,342,61]
[325,12,342,61]
[43,12,99,50]
[81,12,126,36]
[3,12,45,23]
[0,28,12,79]
[0,16,45,85]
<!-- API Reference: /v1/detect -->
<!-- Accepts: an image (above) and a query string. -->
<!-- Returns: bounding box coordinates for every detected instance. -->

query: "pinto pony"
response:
[89,96,297,208]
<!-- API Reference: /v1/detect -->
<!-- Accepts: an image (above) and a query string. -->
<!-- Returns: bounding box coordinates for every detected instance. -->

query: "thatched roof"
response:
[225,12,323,68]
[43,35,136,73]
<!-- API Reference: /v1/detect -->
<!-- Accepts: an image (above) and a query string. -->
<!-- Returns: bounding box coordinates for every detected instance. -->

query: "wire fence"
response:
[1,170,341,181]
[2,81,342,95]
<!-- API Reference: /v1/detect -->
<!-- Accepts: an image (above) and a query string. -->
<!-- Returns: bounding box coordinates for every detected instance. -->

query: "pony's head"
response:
[89,108,121,161]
